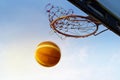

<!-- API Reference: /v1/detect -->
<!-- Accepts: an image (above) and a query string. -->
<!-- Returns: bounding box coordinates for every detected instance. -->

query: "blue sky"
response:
[0,0,120,80]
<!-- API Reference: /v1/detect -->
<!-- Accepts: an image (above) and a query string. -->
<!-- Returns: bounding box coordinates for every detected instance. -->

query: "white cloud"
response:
[78,47,89,63]
[1,36,119,80]
[110,52,120,64]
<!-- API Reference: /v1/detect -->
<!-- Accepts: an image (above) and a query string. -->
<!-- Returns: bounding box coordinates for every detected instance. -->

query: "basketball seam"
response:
[35,54,59,67]
[37,52,60,58]
[36,44,60,52]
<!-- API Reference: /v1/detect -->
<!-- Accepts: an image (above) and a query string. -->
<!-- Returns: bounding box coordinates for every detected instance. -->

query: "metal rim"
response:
[50,15,99,38]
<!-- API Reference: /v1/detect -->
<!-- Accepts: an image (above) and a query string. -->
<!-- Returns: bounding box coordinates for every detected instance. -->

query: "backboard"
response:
[68,0,120,36]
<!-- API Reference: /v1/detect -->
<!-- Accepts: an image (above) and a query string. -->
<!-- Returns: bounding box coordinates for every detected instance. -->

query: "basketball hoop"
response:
[46,3,107,38]
[50,15,99,38]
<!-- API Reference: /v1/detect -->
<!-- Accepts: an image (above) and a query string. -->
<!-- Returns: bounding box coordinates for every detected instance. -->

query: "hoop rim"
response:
[50,15,99,38]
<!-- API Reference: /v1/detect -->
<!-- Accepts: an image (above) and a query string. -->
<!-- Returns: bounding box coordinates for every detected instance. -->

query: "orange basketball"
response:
[35,41,61,67]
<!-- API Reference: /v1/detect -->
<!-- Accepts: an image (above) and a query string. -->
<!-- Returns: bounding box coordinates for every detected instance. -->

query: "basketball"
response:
[35,41,61,67]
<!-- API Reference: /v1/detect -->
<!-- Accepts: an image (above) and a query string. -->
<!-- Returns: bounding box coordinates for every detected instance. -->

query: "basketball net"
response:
[45,3,108,38]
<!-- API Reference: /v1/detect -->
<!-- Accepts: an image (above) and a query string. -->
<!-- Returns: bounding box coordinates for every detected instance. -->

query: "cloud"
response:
[110,52,120,64]
[77,47,89,63]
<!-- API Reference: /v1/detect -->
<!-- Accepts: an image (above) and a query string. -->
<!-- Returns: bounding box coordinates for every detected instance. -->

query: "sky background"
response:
[0,0,120,80]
